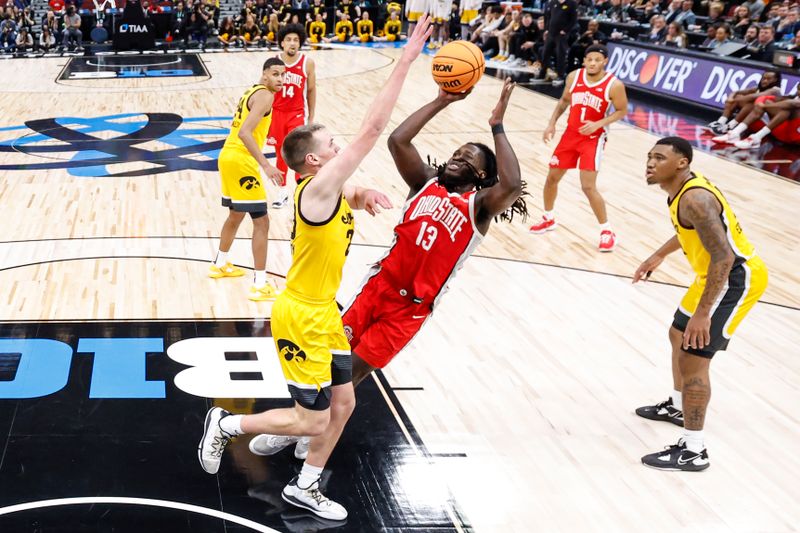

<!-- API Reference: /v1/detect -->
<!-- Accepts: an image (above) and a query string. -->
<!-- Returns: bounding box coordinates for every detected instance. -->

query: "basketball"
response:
[431,41,485,93]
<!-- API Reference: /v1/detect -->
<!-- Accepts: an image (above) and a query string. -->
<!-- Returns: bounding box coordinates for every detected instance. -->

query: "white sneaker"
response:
[249,434,299,456]
[706,120,729,134]
[294,436,310,460]
[282,476,348,520]
[732,136,761,150]
[271,193,289,209]
[711,131,737,144]
[198,407,235,474]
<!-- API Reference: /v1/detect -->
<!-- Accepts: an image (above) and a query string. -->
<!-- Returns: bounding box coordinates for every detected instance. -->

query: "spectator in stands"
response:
[60,5,82,50]
[292,0,309,9]
[539,0,578,83]
[731,5,752,39]
[264,12,280,42]
[663,0,682,24]
[334,12,353,41]
[603,0,635,22]
[646,14,667,41]
[307,11,326,41]
[39,25,56,51]
[664,20,687,46]
[1,12,17,52]
[14,24,30,51]
[493,9,522,61]
[747,24,776,62]
[740,0,764,21]
[506,11,540,67]
[171,1,189,42]
[703,1,724,29]
[217,15,238,47]
[775,7,798,39]
[672,0,696,28]
[240,13,264,46]
[702,22,732,48]
[352,10,373,41]
[708,70,782,134]
[238,0,257,25]
[641,0,660,21]
[19,6,33,30]
[337,0,360,23]
[381,10,404,41]
[785,29,800,50]
[187,1,210,46]
[308,0,326,24]
[569,18,606,68]
[205,0,219,32]
[469,5,504,52]
[41,9,59,42]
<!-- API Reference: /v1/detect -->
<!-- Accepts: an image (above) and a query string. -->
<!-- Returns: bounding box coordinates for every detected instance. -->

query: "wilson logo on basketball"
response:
[433,64,454,72]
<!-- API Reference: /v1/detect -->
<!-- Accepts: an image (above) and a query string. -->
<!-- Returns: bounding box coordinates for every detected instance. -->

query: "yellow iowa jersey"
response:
[285,177,354,304]
[357,19,373,36]
[336,20,354,36]
[669,172,757,279]
[310,20,326,38]
[385,20,401,35]
[222,85,272,153]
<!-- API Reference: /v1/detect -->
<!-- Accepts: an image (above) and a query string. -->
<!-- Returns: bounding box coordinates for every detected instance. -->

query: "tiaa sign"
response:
[0,336,291,400]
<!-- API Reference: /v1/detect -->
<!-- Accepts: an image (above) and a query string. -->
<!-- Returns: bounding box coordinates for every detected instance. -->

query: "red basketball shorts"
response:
[267,108,306,184]
[549,130,607,172]
[341,270,431,369]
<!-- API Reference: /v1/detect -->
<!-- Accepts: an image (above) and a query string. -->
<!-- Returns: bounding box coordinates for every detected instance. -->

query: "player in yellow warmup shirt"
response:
[199,16,435,520]
[634,137,768,472]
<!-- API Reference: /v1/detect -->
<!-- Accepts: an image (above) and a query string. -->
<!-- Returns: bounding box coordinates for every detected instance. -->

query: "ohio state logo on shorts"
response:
[549,155,560,167]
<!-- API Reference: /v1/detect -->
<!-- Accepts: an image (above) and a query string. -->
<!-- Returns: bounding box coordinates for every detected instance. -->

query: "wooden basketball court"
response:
[0,47,798,532]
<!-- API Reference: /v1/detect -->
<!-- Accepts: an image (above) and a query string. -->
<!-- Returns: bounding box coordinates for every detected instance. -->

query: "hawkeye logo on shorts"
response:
[239,176,261,190]
[277,339,307,362]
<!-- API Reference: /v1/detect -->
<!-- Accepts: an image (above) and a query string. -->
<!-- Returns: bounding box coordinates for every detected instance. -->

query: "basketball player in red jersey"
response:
[249,78,527,459]
[529,44,628,252]
[268,23,317,209]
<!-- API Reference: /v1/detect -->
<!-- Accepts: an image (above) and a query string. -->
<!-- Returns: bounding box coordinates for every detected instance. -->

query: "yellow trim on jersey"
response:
[669,172,757,280]
[222,85,272,155]
[285,177,354,304]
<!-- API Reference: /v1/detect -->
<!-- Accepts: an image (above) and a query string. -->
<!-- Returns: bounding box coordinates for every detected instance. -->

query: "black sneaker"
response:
[642,440,710,471]
[635,397,684,426]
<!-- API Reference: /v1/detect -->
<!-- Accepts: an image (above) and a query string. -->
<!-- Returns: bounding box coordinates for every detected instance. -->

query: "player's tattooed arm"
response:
[679,189,735,316]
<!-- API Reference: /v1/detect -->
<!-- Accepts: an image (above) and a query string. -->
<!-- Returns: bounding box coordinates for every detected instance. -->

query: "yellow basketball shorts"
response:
[218,149,267,212]
[271,292,352,410]
[672,257,768,358]
[407,11,423,22]
[460,9,478,24]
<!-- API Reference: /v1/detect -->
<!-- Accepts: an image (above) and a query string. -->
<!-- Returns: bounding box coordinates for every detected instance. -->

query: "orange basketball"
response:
[431,41,485,93]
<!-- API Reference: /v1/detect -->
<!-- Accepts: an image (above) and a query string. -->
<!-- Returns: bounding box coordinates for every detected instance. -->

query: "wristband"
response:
[491,124,504,135]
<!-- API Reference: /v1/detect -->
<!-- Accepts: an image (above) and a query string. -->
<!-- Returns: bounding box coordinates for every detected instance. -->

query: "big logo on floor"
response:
[59,54,208,80]
[0,320,470,533]
[0,113,243,177]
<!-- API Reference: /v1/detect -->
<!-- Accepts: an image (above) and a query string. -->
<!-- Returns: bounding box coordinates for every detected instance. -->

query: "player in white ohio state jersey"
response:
[529,44,628,252]
[267,24,317,208]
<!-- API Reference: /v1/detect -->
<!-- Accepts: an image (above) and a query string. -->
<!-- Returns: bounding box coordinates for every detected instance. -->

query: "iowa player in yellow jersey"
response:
[633,137,768,472]
[198,16,434,519]
[211,57,285,301]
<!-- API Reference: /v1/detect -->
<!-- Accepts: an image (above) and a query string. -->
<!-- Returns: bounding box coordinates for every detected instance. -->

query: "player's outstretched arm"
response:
[476,78,523,228]
[302,15,433,212]
[388,88,470,194]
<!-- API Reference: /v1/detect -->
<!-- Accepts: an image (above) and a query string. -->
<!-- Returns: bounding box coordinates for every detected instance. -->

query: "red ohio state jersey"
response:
[273,54,308,115]
[566,68,616,135]
[377,179,484,305]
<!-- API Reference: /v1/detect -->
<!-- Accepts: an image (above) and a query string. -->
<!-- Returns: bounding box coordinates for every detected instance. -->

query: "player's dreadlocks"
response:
[429,142,529,223]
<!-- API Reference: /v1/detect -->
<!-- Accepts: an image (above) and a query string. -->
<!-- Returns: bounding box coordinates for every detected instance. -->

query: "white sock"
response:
[731,123,748,138]
[543,210,554,220]
[752,126,771,141]
[717,116,728,125]
[254,270,267,288]
[297,462,324,489]
[727,119,738,129]
[214,250,228,268]
[672,389,683,411]
[683,429,704,453]
[219,414,244,436]
[600,222,611,231]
